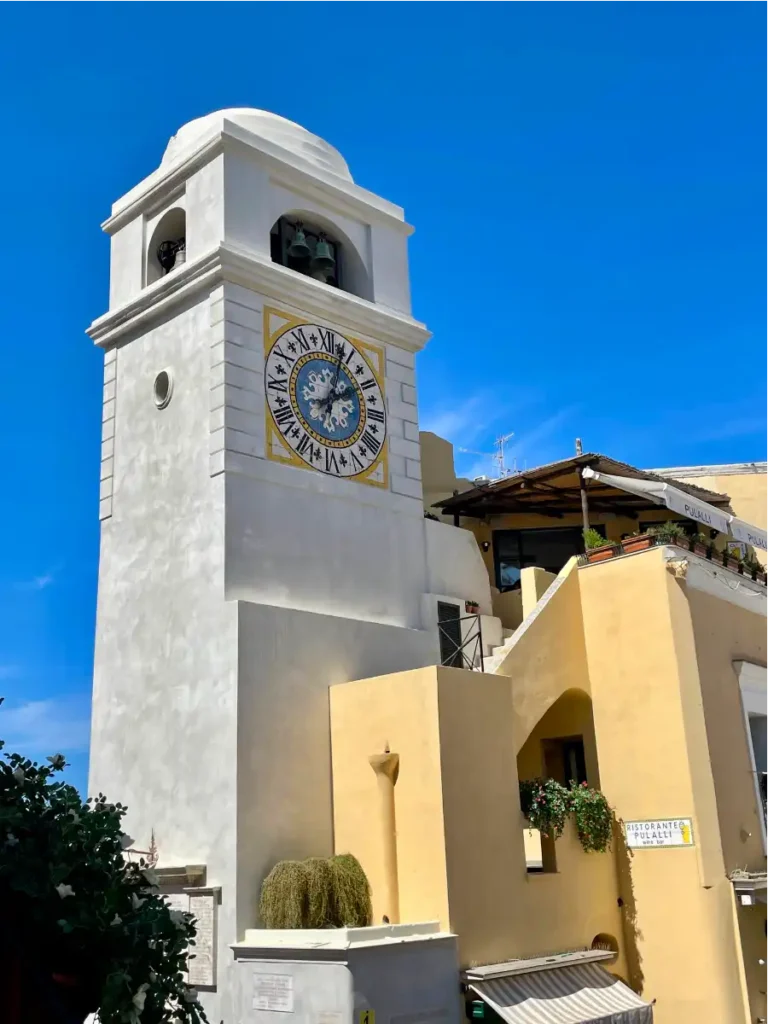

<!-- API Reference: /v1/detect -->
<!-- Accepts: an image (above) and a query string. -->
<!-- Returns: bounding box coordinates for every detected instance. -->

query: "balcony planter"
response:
[622,534,653,554]
[585,543,616,564]
[693,540,710,558]
[465,600,480,615]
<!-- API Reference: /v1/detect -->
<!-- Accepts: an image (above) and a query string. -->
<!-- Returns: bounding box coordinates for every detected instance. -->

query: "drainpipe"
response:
[368,751,400,924]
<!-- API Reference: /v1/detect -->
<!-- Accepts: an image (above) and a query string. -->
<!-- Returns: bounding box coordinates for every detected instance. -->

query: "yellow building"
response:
[329,436,766,1024]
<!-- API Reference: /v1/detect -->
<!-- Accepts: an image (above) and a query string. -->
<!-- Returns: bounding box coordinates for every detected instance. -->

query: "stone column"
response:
[368,751,400,924]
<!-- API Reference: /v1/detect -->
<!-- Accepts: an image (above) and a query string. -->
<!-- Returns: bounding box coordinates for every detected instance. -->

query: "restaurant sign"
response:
[624,818,694,849]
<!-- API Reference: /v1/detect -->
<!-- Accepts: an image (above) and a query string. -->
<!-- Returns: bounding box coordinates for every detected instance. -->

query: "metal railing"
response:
[437,613,484,672]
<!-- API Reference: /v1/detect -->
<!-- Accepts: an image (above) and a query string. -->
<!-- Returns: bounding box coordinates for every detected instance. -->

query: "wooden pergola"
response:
[433,453,731,521]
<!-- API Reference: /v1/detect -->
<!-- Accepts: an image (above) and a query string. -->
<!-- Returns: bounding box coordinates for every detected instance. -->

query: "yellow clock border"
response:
[263,306,388,489]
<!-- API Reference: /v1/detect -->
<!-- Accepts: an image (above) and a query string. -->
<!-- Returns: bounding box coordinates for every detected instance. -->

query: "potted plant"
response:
[519,777,613,854]
[465,599,480,615]
[648,521,689,547]
[621,531,654,554]
[723,547,743,573]
[583,528,616,563]
[742,551,765,582]
[692,533,711,558]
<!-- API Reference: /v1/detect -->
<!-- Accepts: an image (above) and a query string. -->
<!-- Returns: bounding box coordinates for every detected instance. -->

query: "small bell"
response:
[287,223,311,261]
[311,234,335,276]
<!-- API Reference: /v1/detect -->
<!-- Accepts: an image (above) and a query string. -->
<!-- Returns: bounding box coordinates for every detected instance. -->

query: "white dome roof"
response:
[161,108,352,182]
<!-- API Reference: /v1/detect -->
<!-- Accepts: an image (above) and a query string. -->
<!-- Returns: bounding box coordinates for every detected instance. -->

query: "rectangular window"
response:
[737,662,767,850]
[493,526,605,592]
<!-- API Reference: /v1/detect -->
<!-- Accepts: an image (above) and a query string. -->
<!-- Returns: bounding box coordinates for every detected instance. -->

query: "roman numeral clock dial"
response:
[264,314,388,486]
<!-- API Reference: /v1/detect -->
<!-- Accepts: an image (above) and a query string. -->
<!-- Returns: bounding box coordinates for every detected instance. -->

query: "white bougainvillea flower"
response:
[110,914,122,926]
[47,753,66,769]
[68,810,80,823]
[168,909,187,930]
[12,767,24,783]
[132,982,150,1012]
[131,893,146,910]
[5,833,19,847]
[56,884,75,899]
[183,987,199,1003]
[119,833,135,850]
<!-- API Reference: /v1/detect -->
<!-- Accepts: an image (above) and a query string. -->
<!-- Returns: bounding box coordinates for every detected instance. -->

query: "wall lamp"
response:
[481,540,491,553]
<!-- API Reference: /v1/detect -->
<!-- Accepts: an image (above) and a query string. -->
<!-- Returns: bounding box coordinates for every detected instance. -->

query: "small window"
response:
[153,369,173,409]
[542,736,588,787]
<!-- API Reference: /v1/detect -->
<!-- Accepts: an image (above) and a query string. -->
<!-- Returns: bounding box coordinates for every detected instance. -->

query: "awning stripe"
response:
[469,962,652,1024]
[581,467,730,533]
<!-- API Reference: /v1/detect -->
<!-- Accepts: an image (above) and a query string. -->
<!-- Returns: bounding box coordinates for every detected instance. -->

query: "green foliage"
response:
[519,777,612,854]
[0,698,207,1024]
[519,778,570,840]
[328,853,373,927]
[583,528,609,551]
[260,853,372,930]
[568,781,613,853]
[259,860,309,929]
[742,551,764,576]
[648,521,687,543]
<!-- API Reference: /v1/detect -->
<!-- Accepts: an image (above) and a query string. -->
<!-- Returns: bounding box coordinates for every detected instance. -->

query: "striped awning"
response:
[469,961,652,1024]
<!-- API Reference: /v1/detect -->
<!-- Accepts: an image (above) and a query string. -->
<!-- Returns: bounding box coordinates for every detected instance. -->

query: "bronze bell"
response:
[311,234,335,275]
[287,223,311,261]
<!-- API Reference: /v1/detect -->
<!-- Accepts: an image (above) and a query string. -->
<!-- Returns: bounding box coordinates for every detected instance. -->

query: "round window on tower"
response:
[153,369,173,409]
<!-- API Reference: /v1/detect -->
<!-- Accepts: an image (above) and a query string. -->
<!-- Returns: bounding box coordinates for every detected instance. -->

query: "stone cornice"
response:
[103,121,411,236]
[86,242,431,353]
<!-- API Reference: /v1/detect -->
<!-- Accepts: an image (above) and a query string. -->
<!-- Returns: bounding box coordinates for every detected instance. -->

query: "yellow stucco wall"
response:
[329,668,450,930]
[684,585,767,1024]
[330,664,626,973]
[579,548,755,1023]
[331,532,764,1019]
[330,666,522,965]
[494,559,592,747]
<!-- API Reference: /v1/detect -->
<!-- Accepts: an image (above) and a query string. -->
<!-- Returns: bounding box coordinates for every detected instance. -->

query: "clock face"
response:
[264,319,387,483]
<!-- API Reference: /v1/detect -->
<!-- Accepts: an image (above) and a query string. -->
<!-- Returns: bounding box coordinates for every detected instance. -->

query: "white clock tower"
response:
[87,108,492,1020]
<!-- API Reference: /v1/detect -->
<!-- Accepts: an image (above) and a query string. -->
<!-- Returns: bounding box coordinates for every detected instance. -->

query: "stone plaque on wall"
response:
[187,892,217,988]
[160,887,219,989]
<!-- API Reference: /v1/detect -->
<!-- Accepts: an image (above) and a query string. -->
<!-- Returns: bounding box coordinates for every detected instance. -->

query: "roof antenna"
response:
[575,438,583,456]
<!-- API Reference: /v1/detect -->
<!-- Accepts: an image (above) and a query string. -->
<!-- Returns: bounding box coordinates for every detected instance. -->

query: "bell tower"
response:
[87,109,493,1020]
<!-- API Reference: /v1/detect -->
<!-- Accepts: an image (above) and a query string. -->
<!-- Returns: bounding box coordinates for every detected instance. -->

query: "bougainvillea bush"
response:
[0,699,208,1024]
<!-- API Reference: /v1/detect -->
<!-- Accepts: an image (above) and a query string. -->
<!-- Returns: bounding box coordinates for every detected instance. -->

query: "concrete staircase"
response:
[484,627,517,673]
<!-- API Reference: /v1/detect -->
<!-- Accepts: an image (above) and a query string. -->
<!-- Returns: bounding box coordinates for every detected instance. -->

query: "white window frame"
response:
[734,660,767,852]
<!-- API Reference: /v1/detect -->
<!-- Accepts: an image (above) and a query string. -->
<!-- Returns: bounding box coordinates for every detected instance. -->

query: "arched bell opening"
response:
[146,207,187,286]
[269,212,371,300]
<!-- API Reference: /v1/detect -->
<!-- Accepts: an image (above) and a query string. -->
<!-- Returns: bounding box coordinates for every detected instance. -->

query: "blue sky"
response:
[0,3,763,792]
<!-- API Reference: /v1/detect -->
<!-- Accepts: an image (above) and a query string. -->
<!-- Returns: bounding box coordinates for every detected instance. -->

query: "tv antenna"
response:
[458,432,516,479]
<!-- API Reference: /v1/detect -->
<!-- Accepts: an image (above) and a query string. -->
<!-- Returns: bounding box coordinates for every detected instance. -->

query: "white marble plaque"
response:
[253,973,294,1012]
[188,893,216,988]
